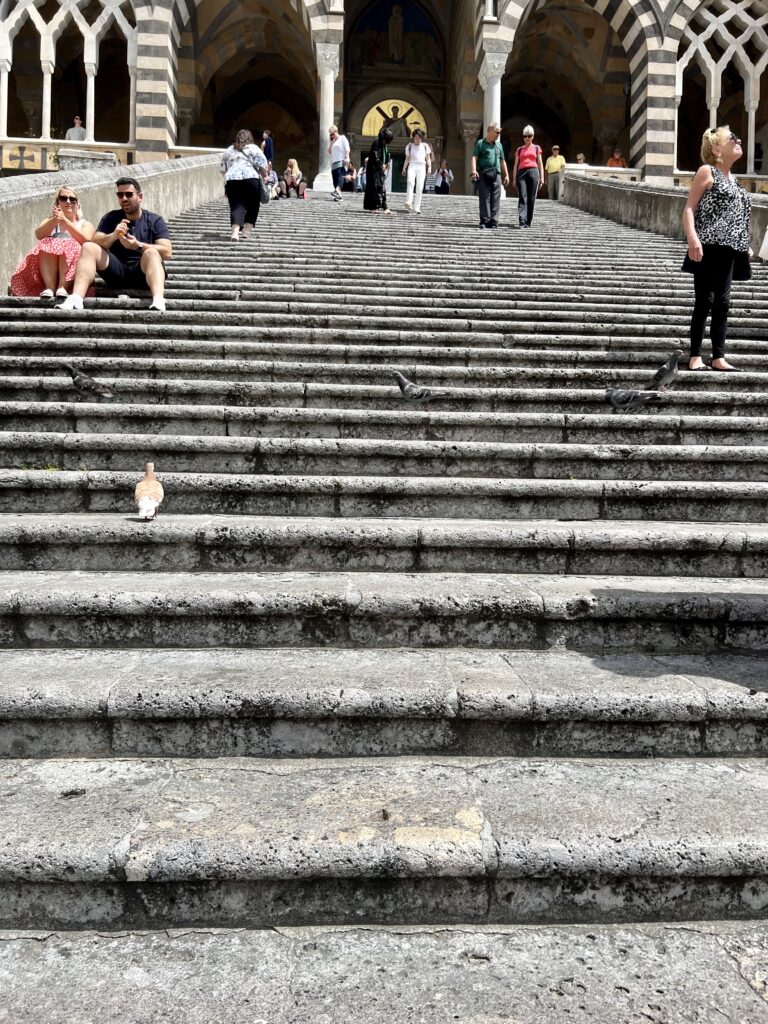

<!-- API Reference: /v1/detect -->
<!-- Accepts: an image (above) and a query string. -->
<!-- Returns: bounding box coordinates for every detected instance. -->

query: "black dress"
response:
[364,139,389,211]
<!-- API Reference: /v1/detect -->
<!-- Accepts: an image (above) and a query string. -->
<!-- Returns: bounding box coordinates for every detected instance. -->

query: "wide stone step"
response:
[3,354,767,389]
[2,921,768,1024]
[2,648,767,759]
[3,376,768,416]
[3,431,768,480]
[5,403,768,446]
[3,514,767,578]
[1,569,767,652]
[2,470,764,521]
[2,754,768,928]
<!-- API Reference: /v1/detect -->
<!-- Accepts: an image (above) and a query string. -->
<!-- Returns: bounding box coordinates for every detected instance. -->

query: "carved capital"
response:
[460,119,482,143]
[0,58,11,74]
[315,43,340,77]
[176,107,193,128]
[84,62,97,77]
[41,60,55,76]
[479,50,509,86]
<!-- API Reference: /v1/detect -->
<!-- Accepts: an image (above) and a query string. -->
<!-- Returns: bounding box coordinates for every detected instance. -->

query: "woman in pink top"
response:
[512,125,545,228]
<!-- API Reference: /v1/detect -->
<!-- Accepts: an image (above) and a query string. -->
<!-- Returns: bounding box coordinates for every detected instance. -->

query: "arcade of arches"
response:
[2,0,768,187]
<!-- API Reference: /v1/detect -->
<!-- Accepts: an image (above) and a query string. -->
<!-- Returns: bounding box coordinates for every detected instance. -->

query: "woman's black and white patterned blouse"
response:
[694,167,751,252]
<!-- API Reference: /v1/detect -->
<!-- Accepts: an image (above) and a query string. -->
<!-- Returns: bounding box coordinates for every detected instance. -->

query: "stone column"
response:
[478,52,507,129]
[0,59,10,139]
[176,107,193,147]
[461,119,482,196]
[313,42,340,190]
[128,64,137,143]
[40,60,54,140]
[85,62,97,142]
[746,100,758,174]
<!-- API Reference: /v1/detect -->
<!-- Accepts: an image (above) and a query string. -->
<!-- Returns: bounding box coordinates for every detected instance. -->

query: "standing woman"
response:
[512,125,544,228]
[434,159,454,194]
[11,186,94,298]
[402,128,432,213]
[683,126,751,372]
[219,129,267,241]
[364,127,395,215]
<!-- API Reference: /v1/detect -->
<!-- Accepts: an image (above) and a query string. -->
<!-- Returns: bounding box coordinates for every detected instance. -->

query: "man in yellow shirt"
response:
[545,145,566,200]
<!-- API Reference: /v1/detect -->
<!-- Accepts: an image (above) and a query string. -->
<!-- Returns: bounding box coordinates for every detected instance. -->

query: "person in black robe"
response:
[364,127,394,213]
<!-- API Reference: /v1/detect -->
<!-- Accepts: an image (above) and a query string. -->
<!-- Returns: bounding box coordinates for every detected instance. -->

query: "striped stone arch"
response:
[132,0,339,157]
[194,24,316,102]
[482,0,680,179]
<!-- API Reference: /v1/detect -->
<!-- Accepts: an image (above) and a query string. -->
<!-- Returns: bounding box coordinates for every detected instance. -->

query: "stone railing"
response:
[0,137,135,174]
[563,164,641,183]
[0,153,224,292]
[672,170,768,193]
[563,171,768,255]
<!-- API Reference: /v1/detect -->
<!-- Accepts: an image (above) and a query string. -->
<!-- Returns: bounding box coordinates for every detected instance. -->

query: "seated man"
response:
[57,176,172,312]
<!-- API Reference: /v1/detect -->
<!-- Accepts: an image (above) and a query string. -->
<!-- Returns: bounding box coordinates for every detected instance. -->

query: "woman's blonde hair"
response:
[53,184,83,220]
[286,158,302,178]
[701,125,731,166]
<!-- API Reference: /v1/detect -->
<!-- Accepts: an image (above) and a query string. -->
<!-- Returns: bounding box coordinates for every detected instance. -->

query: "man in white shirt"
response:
[328,125,350,201]
[65,116,86,141]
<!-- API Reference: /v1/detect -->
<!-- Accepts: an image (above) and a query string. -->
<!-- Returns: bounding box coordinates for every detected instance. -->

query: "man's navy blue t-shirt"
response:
[97,209,170,266]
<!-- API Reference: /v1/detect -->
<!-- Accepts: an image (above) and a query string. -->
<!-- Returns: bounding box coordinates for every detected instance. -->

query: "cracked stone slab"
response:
[2,922,768,1023]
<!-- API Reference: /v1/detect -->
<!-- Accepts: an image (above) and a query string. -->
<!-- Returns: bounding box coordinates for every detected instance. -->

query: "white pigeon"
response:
[134,462,164,520]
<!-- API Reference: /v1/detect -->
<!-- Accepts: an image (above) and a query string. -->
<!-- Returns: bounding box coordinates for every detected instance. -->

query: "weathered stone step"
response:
[2,470,764,522]
[3,514,765,578]
[2,376,768,416]
[1,569,767,652]
[5,403,768,446]
[3,355,766,389]
[3,432,768,480]
[2,648,767,759]
[3,921,768,1024]
[2,753,768,928]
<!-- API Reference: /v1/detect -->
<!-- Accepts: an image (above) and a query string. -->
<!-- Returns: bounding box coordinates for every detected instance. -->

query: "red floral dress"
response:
[10,220,87,296]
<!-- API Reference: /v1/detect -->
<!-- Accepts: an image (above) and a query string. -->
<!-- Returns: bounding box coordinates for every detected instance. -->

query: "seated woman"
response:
[10,186,94,298]
[266,161,280,200]
[278,159,307,198]
[341,162,357,192]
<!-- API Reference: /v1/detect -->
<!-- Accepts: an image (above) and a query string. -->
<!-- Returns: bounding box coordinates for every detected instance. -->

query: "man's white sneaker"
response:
[55,294,84,310]
[149,297,166,312]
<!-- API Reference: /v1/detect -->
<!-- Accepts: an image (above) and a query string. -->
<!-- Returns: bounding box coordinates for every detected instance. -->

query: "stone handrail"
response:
[563,171,768,255]
[0,153,224,293]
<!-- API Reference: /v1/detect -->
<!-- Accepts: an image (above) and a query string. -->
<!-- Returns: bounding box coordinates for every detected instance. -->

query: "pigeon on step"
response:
[134,462,164,521]
[646,349,683,391]
[604,388,664,414]
[63,363,113,400]
[393,371,450,404]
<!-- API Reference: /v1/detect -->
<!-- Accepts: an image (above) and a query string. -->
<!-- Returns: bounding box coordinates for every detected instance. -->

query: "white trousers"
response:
[406,164,426,211]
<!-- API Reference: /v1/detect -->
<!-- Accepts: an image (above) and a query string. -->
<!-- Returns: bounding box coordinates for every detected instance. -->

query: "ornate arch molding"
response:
[494,0,659,59]
[346,82,442,138]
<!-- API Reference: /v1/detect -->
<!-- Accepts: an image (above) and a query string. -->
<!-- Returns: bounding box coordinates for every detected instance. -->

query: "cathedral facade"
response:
[0,0,766,188]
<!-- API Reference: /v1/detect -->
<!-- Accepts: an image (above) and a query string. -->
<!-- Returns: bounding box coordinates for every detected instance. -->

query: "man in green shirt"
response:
[470,123,510,229]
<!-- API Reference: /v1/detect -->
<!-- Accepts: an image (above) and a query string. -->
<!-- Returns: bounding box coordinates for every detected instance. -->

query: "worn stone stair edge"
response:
[0,648,766,722]
[4,756,768,886]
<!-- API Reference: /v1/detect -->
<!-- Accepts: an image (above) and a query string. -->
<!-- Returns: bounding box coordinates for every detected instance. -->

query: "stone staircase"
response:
[2,193,768,1020]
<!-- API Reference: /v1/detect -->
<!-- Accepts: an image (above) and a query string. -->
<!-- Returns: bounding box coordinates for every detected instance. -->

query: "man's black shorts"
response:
[99,252,166,289]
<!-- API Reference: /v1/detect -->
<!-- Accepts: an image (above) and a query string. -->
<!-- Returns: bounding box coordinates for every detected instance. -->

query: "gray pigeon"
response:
[605,388,664,414]
[393,370,450,404]
[63,363,113,400]
[646,349,683,391]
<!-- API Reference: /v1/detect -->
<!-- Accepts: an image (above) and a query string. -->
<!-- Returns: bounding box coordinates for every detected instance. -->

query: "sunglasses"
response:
[57,195,77,203]
[116,191,136,198]
[523,134,533,138]
[729,133,741,144]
